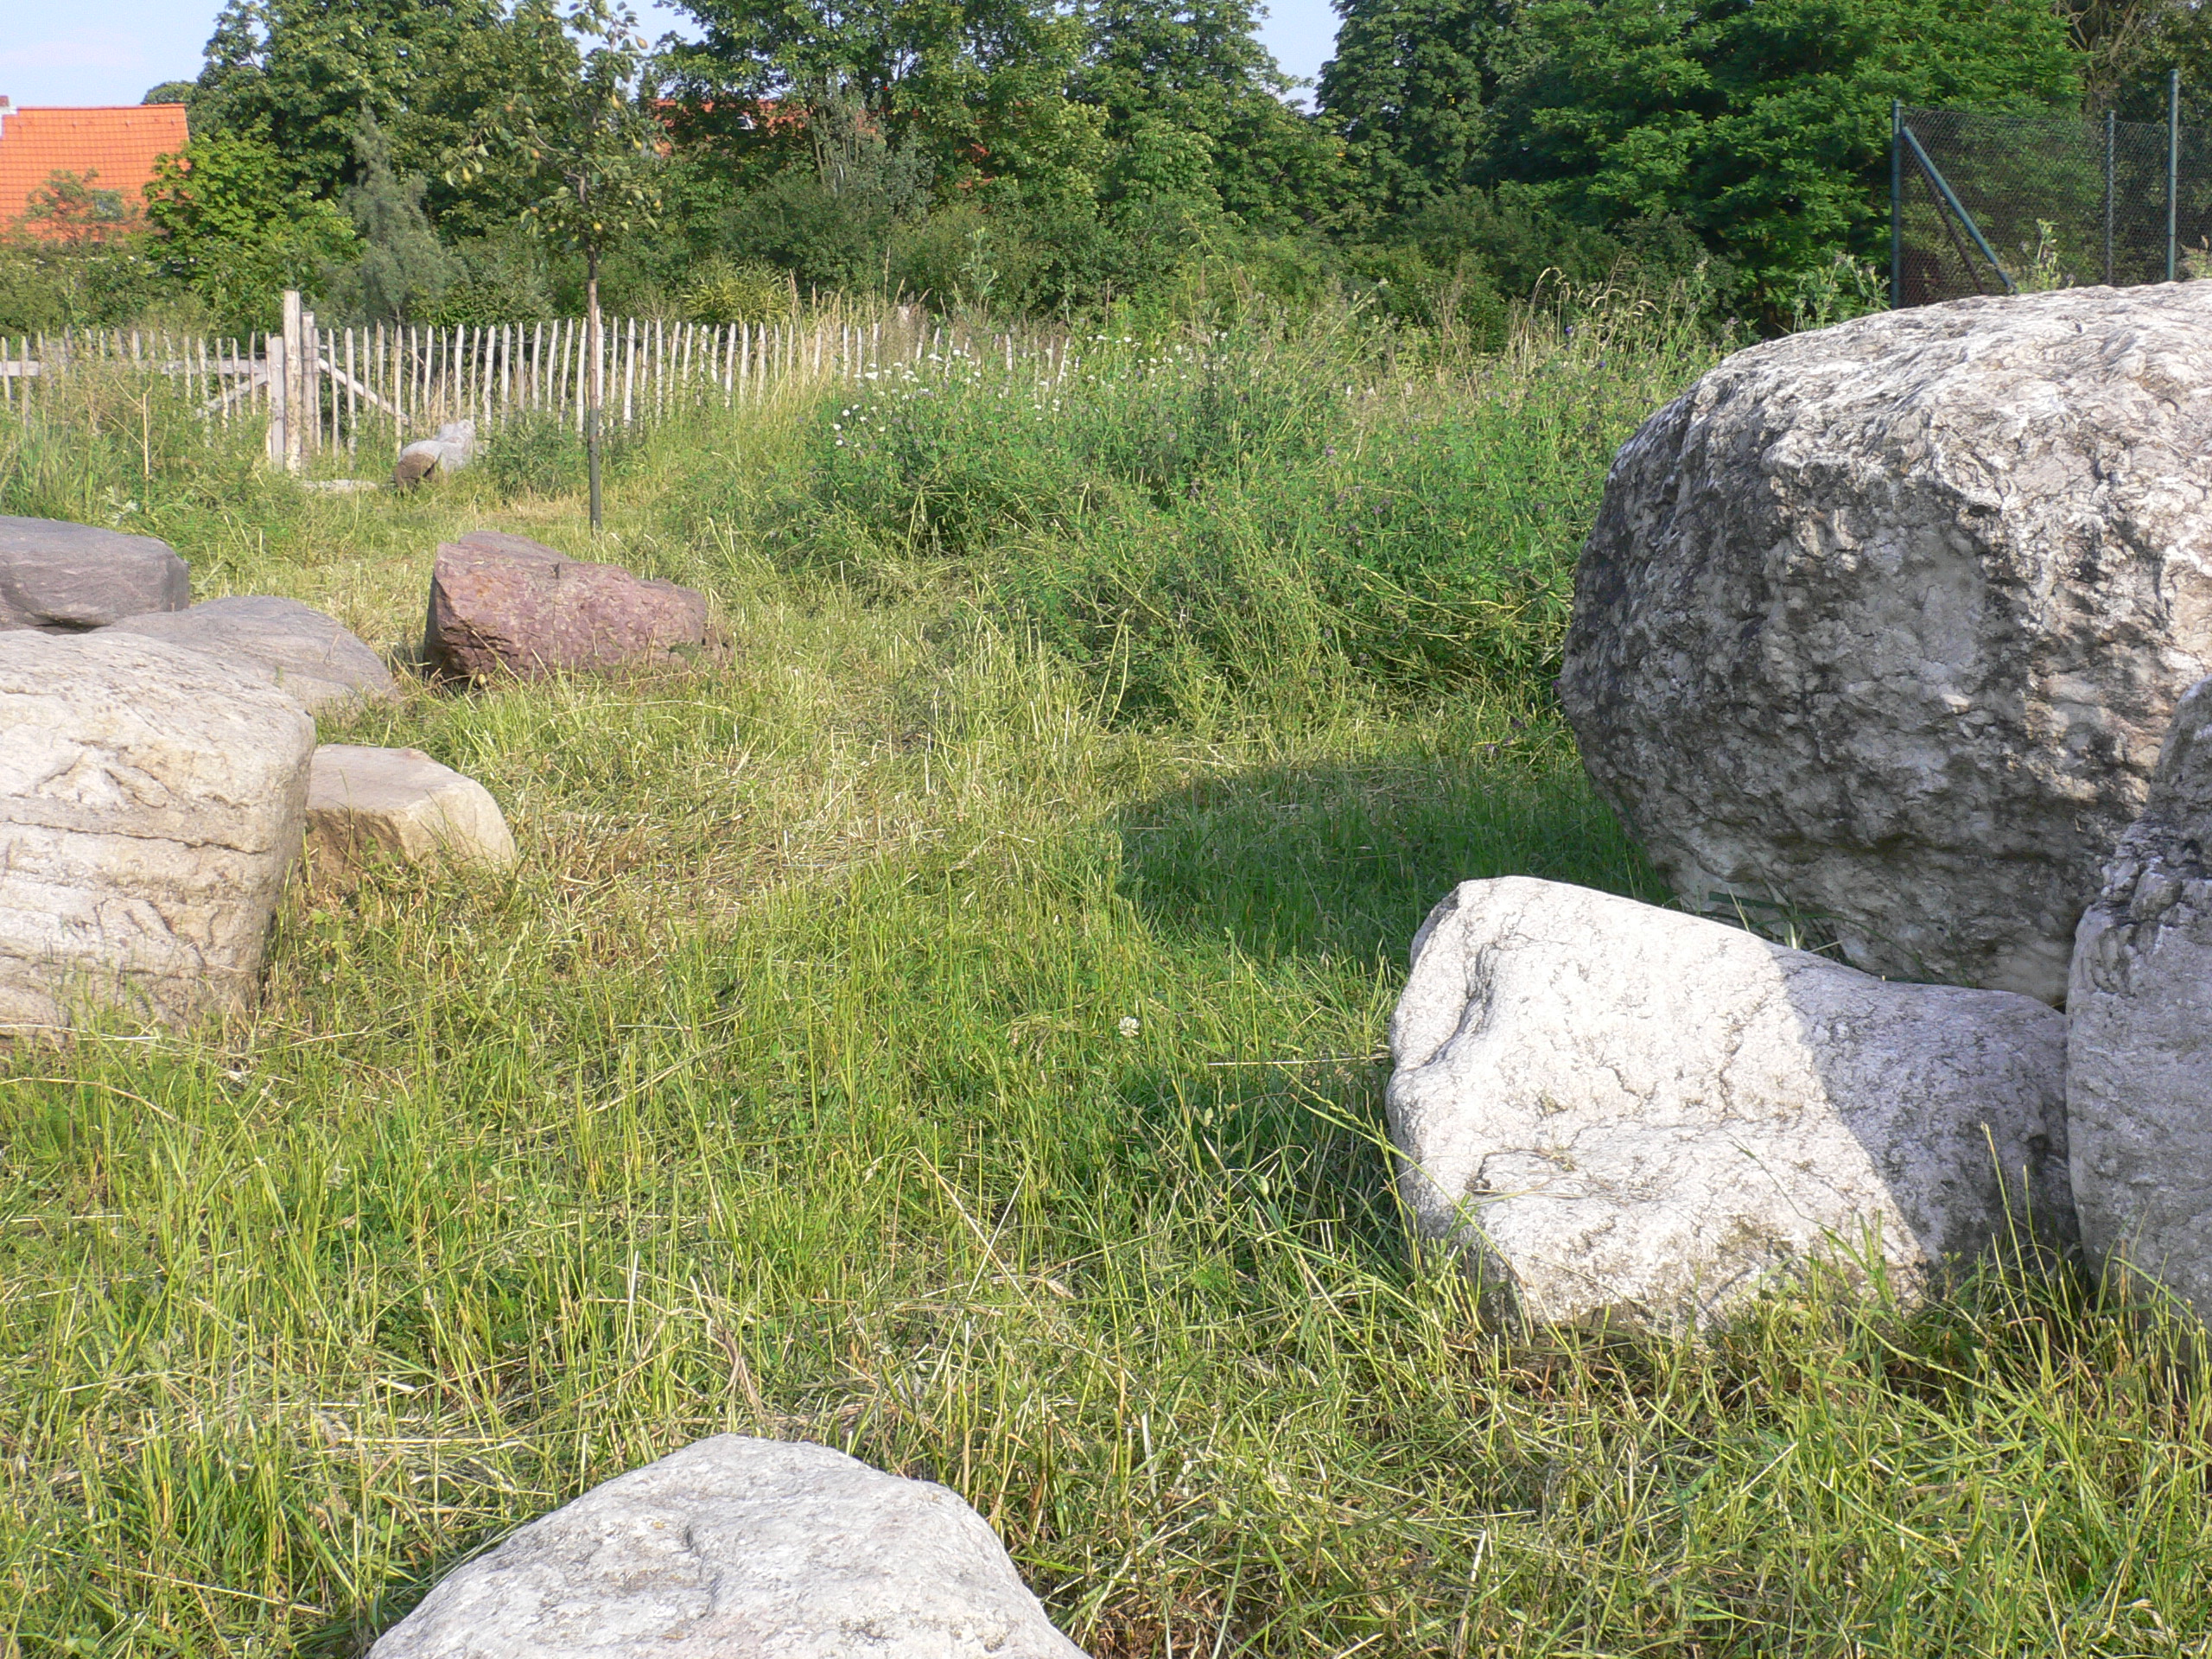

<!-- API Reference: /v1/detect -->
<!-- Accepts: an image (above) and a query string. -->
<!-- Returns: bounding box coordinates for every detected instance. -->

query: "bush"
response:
[0,237,175,334]
[680,257,792,323]
[476,409,584,499]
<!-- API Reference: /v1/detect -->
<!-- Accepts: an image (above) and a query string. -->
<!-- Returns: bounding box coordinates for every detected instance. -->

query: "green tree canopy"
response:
[1319,0,1503,219]
[663,0,1096,201]
[1481,0,2079,301]
[143,130,359,328]
[189,0,563,233]
[1076,0,1341,227]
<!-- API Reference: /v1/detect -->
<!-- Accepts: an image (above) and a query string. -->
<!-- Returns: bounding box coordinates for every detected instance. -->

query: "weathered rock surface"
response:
[1388,877,2073,1329]
[369,1435,1086,1659]
[394,419,476,486]
[424,530,709,680]
[2068,675,2212,1323]
[103,595,397,714]
[0,632,314,1031]
[307,744,516,877]
[0,515,190,631]
[1559,285,2212,1005]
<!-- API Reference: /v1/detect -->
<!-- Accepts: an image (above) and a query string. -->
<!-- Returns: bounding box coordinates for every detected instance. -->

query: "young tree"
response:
[22,173,139,247]
[452,0,662,529]
[334,108,462,320]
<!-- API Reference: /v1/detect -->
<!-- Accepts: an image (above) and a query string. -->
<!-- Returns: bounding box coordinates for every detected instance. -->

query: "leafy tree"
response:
[1319,0,1502,218]
[1481,0,2079,306]
[189,0,557,233]
[194,0,495,191]
[143,131,358,329]
[142,80,197,107]
[451,0,662,526]
[663,0,1097,205]
[1077,0,1342,229]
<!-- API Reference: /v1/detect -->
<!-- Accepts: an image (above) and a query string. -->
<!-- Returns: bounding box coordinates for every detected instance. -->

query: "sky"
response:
[0,0,1344,111]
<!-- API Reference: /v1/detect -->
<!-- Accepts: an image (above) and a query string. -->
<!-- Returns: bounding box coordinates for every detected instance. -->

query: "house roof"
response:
[0,104,189,232]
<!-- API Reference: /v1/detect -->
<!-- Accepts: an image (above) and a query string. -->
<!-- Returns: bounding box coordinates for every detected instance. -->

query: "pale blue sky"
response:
[0,0,1344,111]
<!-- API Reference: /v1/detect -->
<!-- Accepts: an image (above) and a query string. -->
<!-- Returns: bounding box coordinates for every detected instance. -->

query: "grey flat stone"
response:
[104,595,397,714]
[0,514,190,631]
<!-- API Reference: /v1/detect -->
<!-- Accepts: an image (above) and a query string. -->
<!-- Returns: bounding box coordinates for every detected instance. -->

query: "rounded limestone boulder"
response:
[369,1436,1086,1658]
[305,744,516,879]
[1560,285,2212,1003]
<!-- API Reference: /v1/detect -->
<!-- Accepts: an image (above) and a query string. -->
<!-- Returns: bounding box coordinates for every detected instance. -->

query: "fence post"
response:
[300,308,318,465]
[268,289,301,470]
[1891,100,1903,308]
[2106,110,2117,287]
[2170,68,2182,282]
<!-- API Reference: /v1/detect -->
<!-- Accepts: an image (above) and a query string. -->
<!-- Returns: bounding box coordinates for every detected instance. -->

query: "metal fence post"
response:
[1891,100,1904,308]
[2107,109,2117,286]
[2170,69,2182,282]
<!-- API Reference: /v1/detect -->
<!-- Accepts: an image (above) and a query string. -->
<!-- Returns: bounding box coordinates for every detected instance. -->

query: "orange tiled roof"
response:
[0,105,188,232]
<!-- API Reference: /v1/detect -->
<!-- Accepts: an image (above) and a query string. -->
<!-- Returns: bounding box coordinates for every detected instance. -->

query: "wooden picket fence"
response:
[0,289,1075,474]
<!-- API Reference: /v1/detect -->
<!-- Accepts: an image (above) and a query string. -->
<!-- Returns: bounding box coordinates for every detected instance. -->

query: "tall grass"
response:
[2,301,2209,1657]
[664,294,1720,728]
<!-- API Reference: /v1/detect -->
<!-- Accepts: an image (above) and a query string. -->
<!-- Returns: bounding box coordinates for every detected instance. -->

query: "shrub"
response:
[680,257,792,322]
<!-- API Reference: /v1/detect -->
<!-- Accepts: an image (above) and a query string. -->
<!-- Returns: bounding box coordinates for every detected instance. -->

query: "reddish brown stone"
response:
[424,531,709,681]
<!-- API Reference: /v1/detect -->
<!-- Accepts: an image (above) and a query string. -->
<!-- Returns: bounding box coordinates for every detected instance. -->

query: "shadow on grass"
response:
[1110,734,1662,969]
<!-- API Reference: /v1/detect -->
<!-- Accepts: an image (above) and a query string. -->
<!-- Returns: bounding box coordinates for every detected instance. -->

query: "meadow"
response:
[2,297,2209,1657]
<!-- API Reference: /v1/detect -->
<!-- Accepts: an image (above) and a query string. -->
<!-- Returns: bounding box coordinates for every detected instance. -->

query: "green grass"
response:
[2,314,2209,1657]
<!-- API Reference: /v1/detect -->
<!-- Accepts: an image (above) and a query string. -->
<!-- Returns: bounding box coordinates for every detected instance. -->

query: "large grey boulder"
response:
[103,595,397,714]
[2068,675,2212,1323]
[1388,877,2073,1330]
[0,632,314,1031]
[0,515,190,631]
[307,745,516,879]
[370,1435,1085,1659]
[1559,285,2212,1005]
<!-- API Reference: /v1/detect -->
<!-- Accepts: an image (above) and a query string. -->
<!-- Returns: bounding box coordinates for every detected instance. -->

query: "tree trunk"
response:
[587,247,603,531]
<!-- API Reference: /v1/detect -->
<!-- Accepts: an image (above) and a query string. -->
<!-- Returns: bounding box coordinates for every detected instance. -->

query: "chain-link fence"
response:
[1892,93,2212,306]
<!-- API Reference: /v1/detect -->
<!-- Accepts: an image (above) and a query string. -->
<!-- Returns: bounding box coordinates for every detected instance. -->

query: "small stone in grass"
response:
[367,1435,1086,1658]
[305,744,515,879]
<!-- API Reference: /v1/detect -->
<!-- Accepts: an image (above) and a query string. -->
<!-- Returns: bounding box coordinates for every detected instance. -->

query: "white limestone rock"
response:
[2067,675,2212,1323]
[0,631,314,1031]
[306,745,515,877]
[369,1435,1086,1659]
[1388,877,2073,1330]
[104,595,398,714]
[1559,285,2212,1004]
[394,419,476,486]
